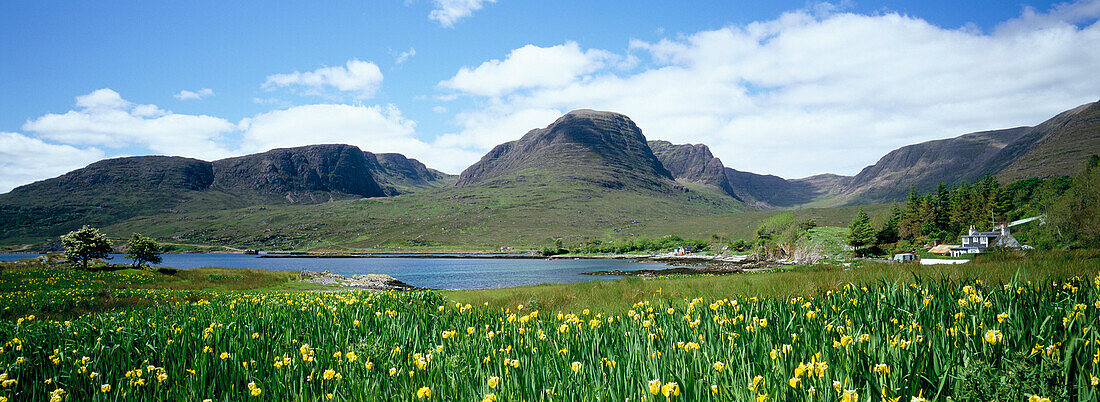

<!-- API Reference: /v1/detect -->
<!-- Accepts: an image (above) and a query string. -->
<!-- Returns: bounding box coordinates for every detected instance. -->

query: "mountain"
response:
[0,156,215,239]
[841,99,1099,204]
[457,109,675,190]
[647,141,740,200]
[365,152,456,196]
[708,100,1100,207]
[212,144,387,202]
[996,101,1100,182]
[0,145,453,242]
[840,127,1030,203]
[100,109,745,251]
[2,101,1095,249]
[723,169,851,209]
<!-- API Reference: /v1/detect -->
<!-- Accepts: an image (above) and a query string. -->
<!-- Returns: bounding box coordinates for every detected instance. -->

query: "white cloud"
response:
[429,0,496,27]
[22,88,237,160]
[439,42,615,97]
[439,2,1100,179]
[997,0,1100,33]
[240,104,417,153]
[432,105,447,113]
[396,47,417,64]
[263,60,384,99]
[0,132,105,193]
[240,103,479,173]
[174,88,214,101]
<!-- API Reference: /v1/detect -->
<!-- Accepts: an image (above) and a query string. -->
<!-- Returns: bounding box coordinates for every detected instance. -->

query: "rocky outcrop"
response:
[364,152,455,196]
[647,140,740,200]
[212,144,387,200]
[298,270,422,290]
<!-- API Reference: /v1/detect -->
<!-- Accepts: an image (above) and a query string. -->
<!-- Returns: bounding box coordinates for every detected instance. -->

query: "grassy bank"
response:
[445,250,1100,312]
[0,260,325,320]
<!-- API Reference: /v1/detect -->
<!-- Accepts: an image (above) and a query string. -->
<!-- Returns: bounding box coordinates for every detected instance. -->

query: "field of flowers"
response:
[2,265,1100,400]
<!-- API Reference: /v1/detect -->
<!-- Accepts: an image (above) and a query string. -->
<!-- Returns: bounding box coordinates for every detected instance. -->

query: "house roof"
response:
[965,231,1001,237]
[928,244,958,254]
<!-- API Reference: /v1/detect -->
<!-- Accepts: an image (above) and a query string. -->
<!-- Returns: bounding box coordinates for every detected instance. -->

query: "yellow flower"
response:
[711,384,719,394]
[649,379,661,395]
[873,363,890,375]
[788,377,801,388]
[346,351,358,363]
[101,384,111,393]
[251,332,259,339]
[482,393,497,402]
[996,312,1009,323]
[417,386,432,399]
[571,361,582,373]
[983,329,1003,345]
[389,368,397,377]
[219,352,230,360]
[747,375,764,392]
[488,376,500,388]
[1028,396,1051,402]
[661,382,680,398]
[713,361,725,372]
[326,393,334,400]
[1092,373,1099,386]
[841,389,859,402]
[323,369,337,380]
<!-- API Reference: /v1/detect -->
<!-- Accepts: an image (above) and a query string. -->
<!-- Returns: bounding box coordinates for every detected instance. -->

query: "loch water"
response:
[0,253,674,289]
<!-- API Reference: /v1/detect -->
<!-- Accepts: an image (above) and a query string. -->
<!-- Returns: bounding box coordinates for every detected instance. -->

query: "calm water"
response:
[0,253,673,289]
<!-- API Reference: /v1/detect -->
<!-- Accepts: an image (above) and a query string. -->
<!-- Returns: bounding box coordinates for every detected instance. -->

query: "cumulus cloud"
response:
[439,42,615,97]
[429,0,496,27]
[174,88,214,101]
[439,2,1100,178]
[240,103,480,173]
[0,132,106,193]
[396,47,417,64]
[5,88,479,190]
[263,60,384,99]
[23,88,237,160]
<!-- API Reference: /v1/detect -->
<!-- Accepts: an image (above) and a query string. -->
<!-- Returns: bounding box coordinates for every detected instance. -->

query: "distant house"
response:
[928,244,958,255]
[950,226,1021,257]
[893,253,917,263]
[672,246,694,256]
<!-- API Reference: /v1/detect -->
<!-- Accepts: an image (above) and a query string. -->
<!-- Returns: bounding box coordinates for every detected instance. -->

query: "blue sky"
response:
[2,0,1099,193]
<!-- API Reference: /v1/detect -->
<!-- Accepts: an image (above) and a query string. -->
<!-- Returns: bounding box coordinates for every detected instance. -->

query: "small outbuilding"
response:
[893,253,918,263]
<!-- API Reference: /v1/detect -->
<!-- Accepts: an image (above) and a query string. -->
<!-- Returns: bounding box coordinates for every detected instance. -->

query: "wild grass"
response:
[445,250,1100,313]
[1,251,1099,401]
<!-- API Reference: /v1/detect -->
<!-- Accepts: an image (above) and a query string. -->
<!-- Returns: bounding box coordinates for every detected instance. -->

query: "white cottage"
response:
[950,226,1021,257]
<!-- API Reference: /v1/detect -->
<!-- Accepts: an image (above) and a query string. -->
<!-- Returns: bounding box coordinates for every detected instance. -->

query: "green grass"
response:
[2,251,1100,401]
[0,260,327,320]
[445,250,1099,313]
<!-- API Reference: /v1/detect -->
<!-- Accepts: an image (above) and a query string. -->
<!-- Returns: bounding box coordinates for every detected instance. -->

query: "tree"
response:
[1048,155,1100,248]
[876,205,903,245]
[125,233,162,268]
[60,225,113,270]
[847,208,876,254]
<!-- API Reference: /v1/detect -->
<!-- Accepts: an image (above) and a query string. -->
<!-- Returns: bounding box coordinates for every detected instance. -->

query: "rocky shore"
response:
[298,270,423,291]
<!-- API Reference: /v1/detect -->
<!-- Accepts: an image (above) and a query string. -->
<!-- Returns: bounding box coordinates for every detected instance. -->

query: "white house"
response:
[950,226,1021,257]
